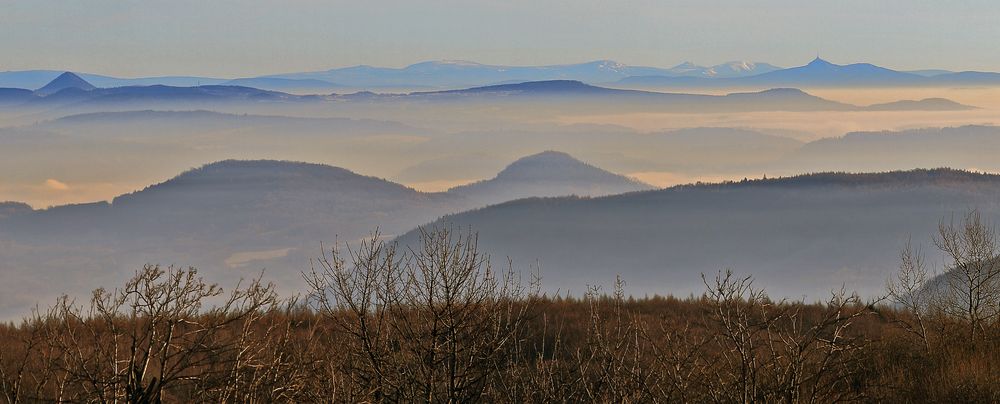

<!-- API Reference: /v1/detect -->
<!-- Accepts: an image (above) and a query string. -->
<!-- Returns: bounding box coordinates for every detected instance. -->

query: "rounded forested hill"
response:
[399,168,1000,300]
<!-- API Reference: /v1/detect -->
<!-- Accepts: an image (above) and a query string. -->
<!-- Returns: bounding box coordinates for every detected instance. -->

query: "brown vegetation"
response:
[2,224,999,403]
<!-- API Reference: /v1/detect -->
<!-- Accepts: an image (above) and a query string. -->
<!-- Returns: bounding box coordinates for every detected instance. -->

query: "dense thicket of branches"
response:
[1,226,999,403]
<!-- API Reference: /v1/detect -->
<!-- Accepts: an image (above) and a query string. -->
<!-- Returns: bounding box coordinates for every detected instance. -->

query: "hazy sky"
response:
[1,0,999,77]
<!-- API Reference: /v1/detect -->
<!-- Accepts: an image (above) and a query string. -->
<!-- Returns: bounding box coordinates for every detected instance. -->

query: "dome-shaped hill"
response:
[111,159,426,209]
[447,151,652,204]
[495,151,636,183]
[96,160,446,247]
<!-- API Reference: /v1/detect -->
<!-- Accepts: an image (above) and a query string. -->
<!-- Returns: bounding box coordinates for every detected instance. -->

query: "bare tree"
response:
[701,270,777,402]
[0,306,64,404]
[886,239,933,351]
[933,210,1000,342]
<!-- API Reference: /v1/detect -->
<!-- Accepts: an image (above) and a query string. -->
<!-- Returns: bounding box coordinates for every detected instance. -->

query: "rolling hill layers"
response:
[2,58,1000,327]
[0,152,647,318]
[397,169,1000,300]
[3,156,1000,319]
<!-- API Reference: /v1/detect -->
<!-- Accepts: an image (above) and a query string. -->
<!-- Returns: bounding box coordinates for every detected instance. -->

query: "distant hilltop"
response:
[34,72,95,95]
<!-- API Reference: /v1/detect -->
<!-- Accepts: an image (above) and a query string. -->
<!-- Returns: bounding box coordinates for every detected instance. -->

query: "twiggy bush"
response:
[305,227,539,403]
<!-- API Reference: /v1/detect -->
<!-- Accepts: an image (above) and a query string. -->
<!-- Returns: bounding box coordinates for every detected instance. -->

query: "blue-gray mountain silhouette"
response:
[411,81,862,112]
[29,84,299,107]
[397,168,1000,301]
[35,72,95,96]
[865,98,975,111]
[0,60,777,90]
[749,57,923,86]
[448,151,653,203]
[221,77,344,92]
[4,58,1000,91]
[263,60,676,88]
[0,73,977,113]
[424,80,619,95]
[616,57,1000,88]
[0,88,35,105]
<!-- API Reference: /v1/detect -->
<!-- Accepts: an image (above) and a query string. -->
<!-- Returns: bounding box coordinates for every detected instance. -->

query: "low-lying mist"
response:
[1,85,999,208]
[3,84,1000,321]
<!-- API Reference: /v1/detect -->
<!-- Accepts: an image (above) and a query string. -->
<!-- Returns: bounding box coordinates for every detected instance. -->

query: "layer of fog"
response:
[2,90,999,208]
[0,153,647,319]
[3,85,1000,320]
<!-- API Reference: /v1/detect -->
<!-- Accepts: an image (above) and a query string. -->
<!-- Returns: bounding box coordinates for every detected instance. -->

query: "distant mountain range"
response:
[397,168,1000,300]
[0,151,647,318]
[615,57,1000,89]
[0,60,749,92]
[1,58,996,92]
[0,74,972,114]
[404,81,973,112]
[664,61,782,78]
[259,60,782,89]
[0,73,305,110]
[0,70,228,90]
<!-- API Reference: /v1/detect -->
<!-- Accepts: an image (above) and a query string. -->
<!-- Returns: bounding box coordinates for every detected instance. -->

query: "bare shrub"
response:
[702,270,877,403]
[572,278,654,402]
[42,265,277,402]
[2,223,997,402]
[305,227,539,402]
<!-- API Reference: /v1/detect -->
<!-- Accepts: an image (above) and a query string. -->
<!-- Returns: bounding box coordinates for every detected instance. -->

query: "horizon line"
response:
[1,57,983,81]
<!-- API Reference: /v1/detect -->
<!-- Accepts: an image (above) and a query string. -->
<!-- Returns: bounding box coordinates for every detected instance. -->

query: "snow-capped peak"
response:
[586,60,627,72]
[721,61,755,71]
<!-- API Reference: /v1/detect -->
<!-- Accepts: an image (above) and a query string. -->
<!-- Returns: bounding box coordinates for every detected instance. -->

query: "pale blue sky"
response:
[1,0,998,77]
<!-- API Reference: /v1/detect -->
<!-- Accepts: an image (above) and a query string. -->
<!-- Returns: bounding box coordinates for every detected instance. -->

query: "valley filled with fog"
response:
[2,77,998,209]
[3,59,1000,319]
